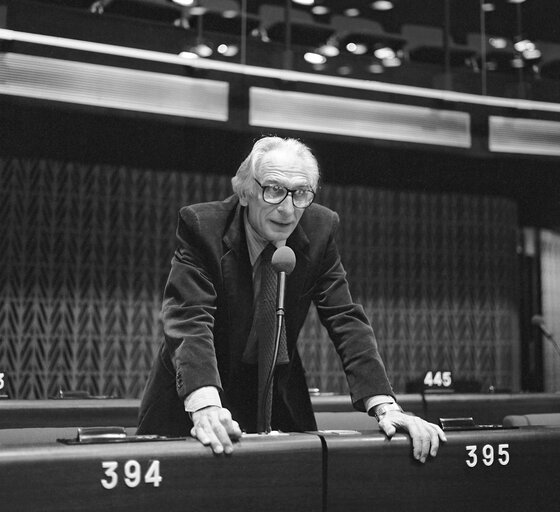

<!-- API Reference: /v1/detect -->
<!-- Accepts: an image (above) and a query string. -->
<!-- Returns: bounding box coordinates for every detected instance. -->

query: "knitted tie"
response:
[256,244,289,433]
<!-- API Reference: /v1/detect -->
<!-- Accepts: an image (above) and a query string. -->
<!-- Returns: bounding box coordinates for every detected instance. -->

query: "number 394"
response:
[101,460,162,489]
[465,444,510,468]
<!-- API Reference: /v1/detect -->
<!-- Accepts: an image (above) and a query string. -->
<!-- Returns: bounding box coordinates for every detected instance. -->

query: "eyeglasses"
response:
[254,179,315,209]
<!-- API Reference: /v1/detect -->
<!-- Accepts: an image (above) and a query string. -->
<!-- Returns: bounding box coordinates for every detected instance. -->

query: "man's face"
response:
[241,149,313,242]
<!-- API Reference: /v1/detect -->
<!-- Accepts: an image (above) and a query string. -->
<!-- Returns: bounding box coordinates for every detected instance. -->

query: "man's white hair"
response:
[231,136,319,202]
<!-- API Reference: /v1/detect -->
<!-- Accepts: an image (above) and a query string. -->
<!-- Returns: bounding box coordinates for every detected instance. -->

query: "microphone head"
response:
[272,246,296,275]
[531,315,545,327]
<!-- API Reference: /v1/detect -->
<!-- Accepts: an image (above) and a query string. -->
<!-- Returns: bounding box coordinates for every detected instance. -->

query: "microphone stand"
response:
[541,328,560,359]
[533,315,560,358]
[260,271,287,434]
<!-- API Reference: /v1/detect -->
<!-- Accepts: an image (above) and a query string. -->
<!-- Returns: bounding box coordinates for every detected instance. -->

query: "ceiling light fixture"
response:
[489,37,507,49]
[304,52,327,65]
[374,47,395,60]
[382,56,402,67]
[311,6,330,15]
[217,44,239,57]
[189,6,207,15]
[222,10,239,19]
[317,43,339,57]
[371,1,394,11]
[179,50,198,59]
[346,42,368,55]
[515,39,542,61]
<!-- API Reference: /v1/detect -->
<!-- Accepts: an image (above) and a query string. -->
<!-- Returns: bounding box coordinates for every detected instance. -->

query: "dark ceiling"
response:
[29,0,560,45]
[4,0,560,227]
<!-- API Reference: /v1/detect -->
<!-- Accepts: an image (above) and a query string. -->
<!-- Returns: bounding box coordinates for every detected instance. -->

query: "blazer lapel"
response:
[221,202,254,363]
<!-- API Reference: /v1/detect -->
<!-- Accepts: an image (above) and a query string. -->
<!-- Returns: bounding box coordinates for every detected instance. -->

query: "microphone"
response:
[271,246,296,316]
[532,315,560,357]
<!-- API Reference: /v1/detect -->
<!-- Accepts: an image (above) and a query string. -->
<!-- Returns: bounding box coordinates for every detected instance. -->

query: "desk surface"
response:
[1,427,560,512]
[2,392,560,429]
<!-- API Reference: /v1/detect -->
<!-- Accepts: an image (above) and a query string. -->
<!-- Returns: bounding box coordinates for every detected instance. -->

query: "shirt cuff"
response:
[184,386,222,413]
[364,395,396,414]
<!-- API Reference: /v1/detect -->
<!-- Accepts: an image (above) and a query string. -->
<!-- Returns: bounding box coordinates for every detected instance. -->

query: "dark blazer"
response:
[137,195,393,436]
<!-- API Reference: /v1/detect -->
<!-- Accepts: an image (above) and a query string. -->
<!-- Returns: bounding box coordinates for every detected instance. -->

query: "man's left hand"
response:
[377,411,447,463]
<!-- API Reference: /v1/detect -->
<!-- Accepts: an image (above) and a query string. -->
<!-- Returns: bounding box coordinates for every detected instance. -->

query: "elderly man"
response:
[137,136,446,461]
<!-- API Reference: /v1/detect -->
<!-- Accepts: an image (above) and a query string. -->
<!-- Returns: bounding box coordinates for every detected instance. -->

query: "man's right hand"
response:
[190,406,242,454]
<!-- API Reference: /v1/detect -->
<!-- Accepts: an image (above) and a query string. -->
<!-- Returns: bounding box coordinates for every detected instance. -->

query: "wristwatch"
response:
[369,402,404,421]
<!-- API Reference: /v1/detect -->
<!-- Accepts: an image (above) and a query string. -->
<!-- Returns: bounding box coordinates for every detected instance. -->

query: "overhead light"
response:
[374,47,395,60]
[311,6,330,15]
[382,56,402,67]
[194,42,212,57]
[343,8,361,17]
[292,0,314,5]
[179,50,198,59]
[180,42,213,59]
[514,39,534,52]
[514,39,542,61]
[507,0,526,4]
[222,10,239,19]
[304,52,327,65]
[522,48,542,60]
[489,37,507,49]
[217,44,239,57]
[346,42,368,55]
[171,0,195,5]
[317,39,340,57]
[189,6,207,15]
[371,1,394,11]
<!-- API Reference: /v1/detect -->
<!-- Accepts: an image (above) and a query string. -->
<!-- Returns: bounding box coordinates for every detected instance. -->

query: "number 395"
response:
[465,444,510,468]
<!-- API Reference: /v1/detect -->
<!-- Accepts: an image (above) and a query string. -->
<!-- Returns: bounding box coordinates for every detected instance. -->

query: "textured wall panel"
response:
[0,157,519,398]
[300,185,520,394]
[541,230,560,392]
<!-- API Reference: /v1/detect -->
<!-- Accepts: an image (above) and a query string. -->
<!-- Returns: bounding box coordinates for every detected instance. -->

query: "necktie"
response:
[255,244,289,433]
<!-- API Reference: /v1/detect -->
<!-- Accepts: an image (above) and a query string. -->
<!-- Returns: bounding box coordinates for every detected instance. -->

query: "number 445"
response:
[424,371,452,387]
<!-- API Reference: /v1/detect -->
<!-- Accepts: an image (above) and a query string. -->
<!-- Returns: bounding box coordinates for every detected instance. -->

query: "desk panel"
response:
[0,399,140,429]
[2,393,559,431]
[312,392,560,424]
[321,427,560,512]
[423,393,560,424]
[0,433,323,512]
